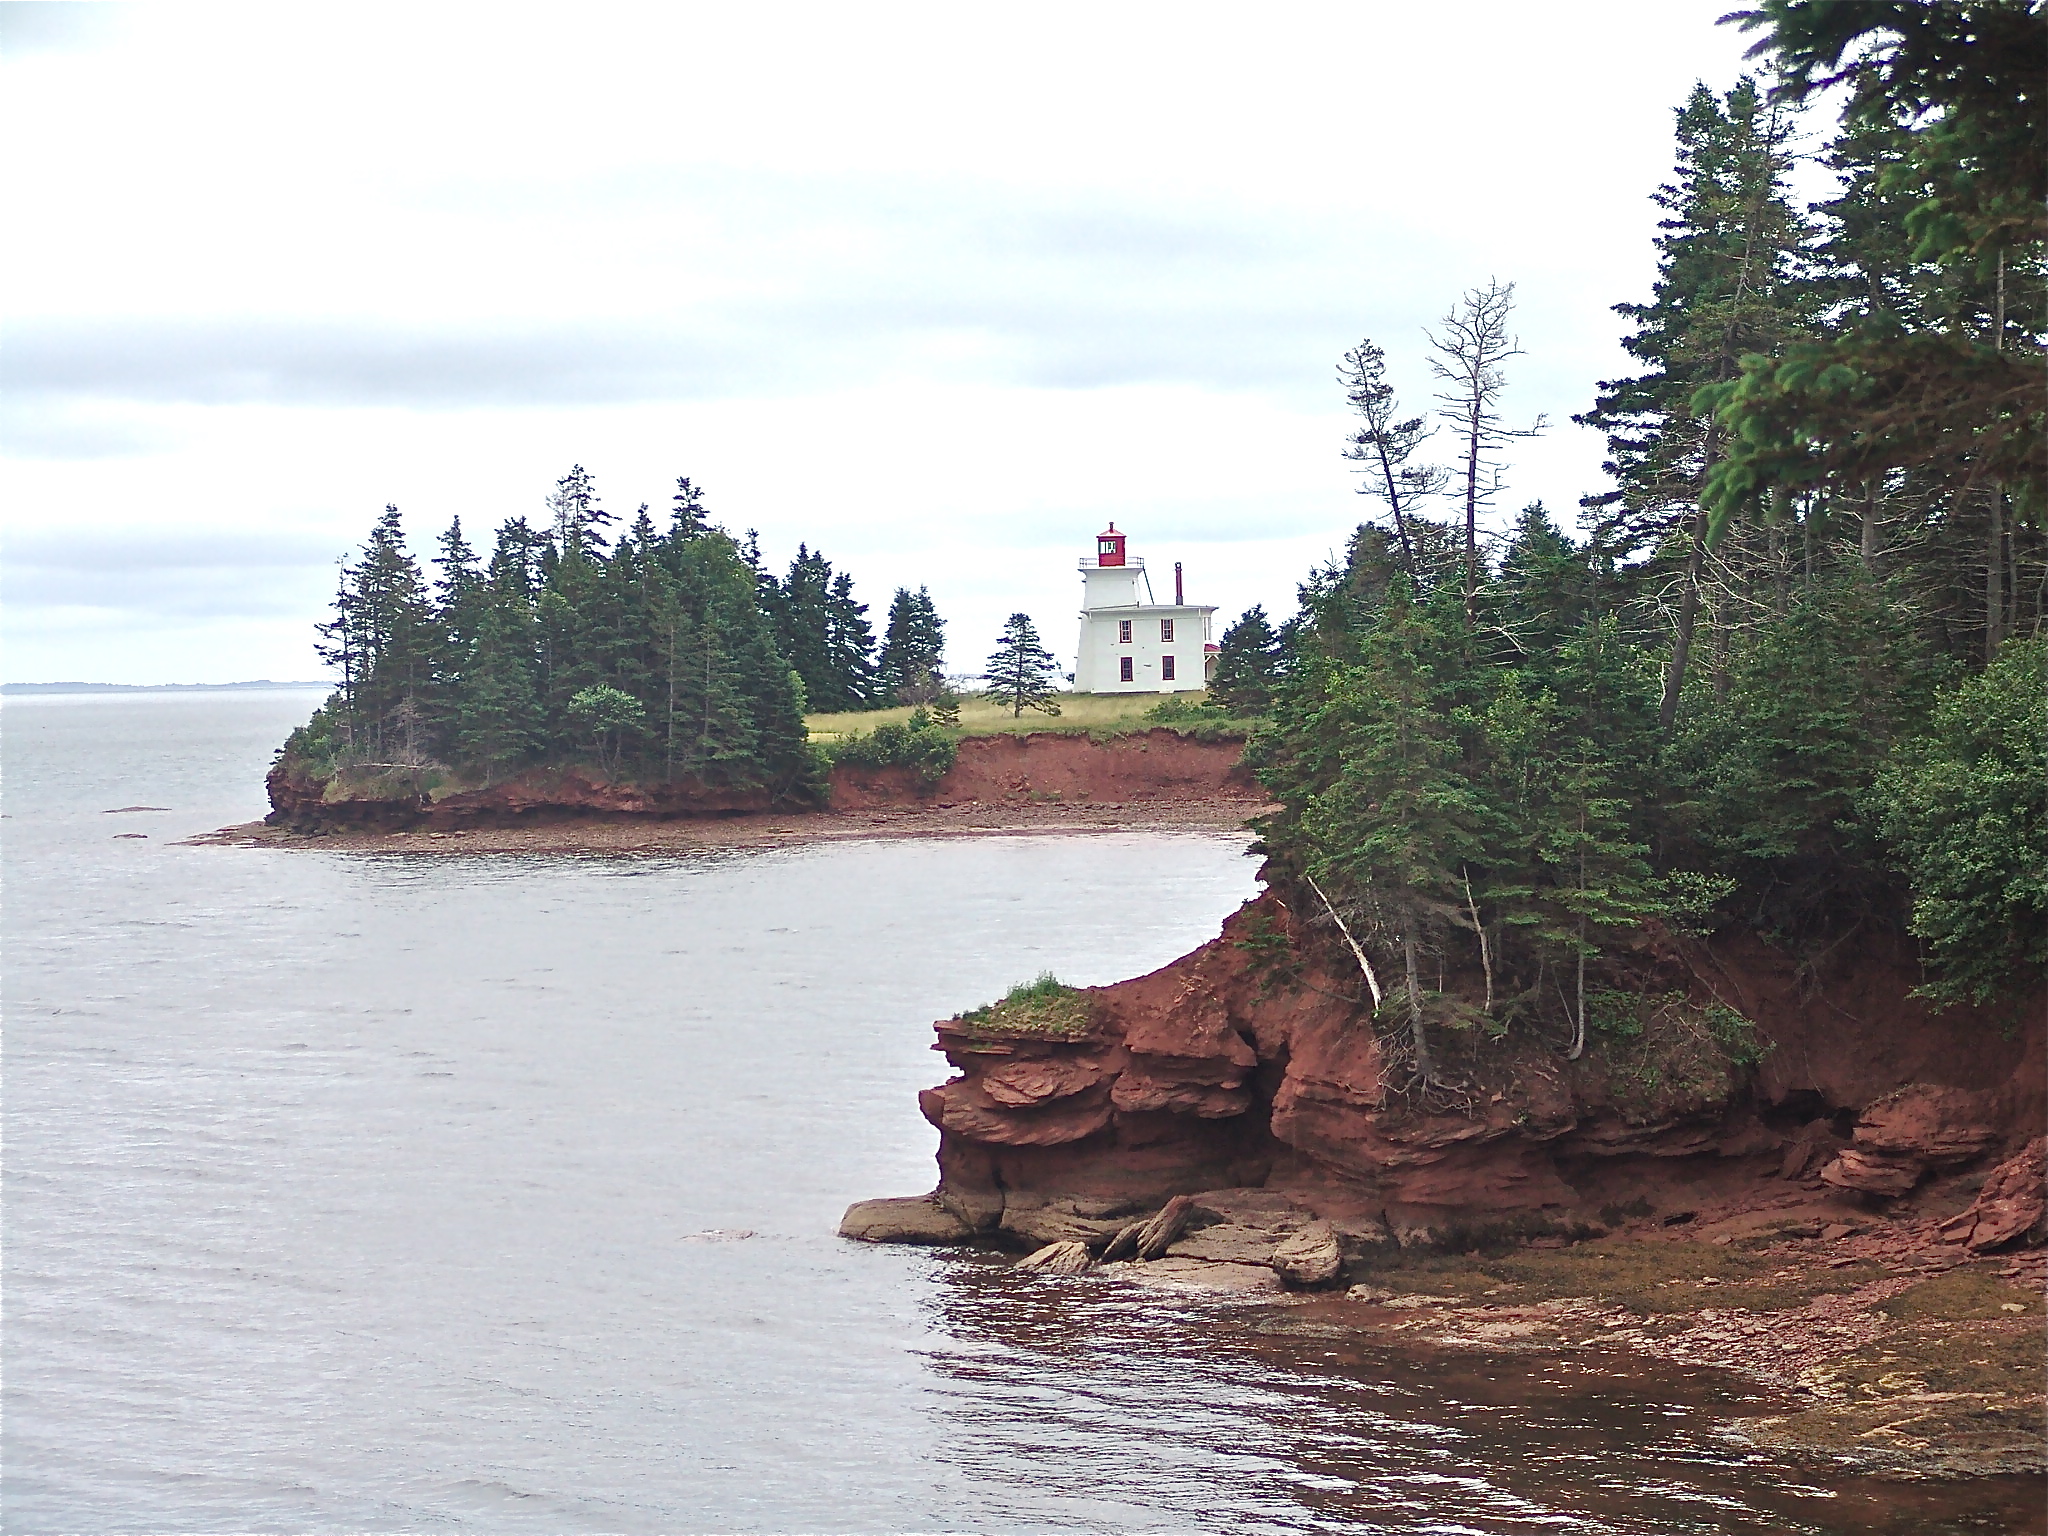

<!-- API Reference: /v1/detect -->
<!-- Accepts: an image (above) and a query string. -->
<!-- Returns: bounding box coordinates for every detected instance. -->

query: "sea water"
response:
[2,692,2034,1533]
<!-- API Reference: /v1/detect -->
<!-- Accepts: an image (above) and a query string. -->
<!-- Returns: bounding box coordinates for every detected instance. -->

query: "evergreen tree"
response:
[1290,579,1490,1084]
[313,505,437,762]
[1209,605,1284,714]
[983,614,1062,718]
[547,464,613,560]
[767,544,877,712]
[1338,338,1444,575]
[876,586,947,703]
[1576,77,1812,728]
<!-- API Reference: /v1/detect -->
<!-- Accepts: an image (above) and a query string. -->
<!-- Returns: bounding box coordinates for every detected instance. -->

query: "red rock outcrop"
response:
[1943,1138,2048,1253]
[902,893,2046,1256]
[1819,1083,2005,1196]
[269,728,1258,830]
[266,760,786,829]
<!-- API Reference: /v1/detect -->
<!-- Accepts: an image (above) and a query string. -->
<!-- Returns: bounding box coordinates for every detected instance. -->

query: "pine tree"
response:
[1209,605,1284,714]
[1338,337,1444,576]
[1578,78,1814,727]
[876,585,947,703]
[1292,579,1491,1084]
[547,464,613,560]
[313,505,437,762]
[983,613,1061,718]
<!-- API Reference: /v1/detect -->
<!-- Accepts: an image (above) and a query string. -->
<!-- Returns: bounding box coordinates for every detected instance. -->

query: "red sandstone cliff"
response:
[266,728,1257,830]
[883,893,2044,1257]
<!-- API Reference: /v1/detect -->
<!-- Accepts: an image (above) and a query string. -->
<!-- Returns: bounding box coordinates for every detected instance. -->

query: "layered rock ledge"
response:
[843,893,2044,1283]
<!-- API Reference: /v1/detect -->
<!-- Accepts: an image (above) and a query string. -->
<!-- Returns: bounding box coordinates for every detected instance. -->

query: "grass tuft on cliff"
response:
[952,972,1094,1040]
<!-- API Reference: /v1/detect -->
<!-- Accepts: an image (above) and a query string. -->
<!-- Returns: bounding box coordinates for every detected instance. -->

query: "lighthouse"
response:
[1073,525,1218,694]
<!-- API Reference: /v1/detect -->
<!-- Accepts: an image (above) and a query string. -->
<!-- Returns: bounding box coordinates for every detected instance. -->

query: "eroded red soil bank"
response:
[265,728,1257,831]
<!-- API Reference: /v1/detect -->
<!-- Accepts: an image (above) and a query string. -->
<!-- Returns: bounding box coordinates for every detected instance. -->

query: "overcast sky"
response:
[2,0,1775,685]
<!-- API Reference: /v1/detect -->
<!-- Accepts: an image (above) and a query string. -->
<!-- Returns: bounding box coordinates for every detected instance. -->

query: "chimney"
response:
[1174,562,1184,605]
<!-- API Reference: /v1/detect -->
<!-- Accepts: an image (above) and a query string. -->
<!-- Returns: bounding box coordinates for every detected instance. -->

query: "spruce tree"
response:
[983,613,1061,718]
[1209,605,1284,714]
[876,585,947,702]
[1577,78,1813,727]
[1338,337,1444,576]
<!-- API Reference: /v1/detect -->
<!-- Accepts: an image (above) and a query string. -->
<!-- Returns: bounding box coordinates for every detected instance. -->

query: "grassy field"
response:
[807,690,1217,741]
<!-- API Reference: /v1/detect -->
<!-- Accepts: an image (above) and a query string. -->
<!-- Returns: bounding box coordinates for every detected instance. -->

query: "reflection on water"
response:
[2,694,2039,1534]
[920,1257,2043,1536]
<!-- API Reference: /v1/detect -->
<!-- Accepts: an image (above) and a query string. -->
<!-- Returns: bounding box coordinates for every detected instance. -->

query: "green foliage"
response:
[823,711,960,786]
[1705,1,2046,531]
[759,544,880,713]
[1232,914,1302,998]
[284,474,830,804]
[1672,573,1946,925]
[1868,635,2048,1005]
[1247,6,2045,1063]
[1209,604,1285,714]
[983,613,1062,719]
[875,586,947,705]
[954,972,1093,1040]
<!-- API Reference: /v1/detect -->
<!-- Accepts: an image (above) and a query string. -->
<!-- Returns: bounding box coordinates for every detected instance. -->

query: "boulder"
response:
[1114,1258,1285,1294]
[1271,1221,1344,1287]
[1167,1224,1280,1265]
[839,1195,971,1245]
[998,1194,1130,1250]
[1014,1239,1093,1274]
[1818,1146,1923,1197]
[1949,1137,2048,1253]
[1853,1084,2002,1168]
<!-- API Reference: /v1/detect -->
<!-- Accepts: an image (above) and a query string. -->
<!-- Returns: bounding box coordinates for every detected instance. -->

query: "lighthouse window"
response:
[1118,619,1132,644]
[1161,655,1176,682]
[1120,657,1134,683]
[1159,618,1175,641]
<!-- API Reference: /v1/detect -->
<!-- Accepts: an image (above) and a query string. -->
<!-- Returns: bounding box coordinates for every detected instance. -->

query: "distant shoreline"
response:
[1,681,332,696]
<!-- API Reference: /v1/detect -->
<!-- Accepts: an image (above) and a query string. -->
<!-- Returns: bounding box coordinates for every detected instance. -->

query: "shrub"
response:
[823,711,959,786]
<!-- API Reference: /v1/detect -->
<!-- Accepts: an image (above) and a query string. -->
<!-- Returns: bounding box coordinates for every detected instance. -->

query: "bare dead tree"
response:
[1303,870,1384,1009]
[1426,279,1547,621]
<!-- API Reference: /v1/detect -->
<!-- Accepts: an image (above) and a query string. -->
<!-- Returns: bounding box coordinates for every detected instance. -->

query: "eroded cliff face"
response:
[265,760,786,829]
[831,729,1255,810]
[267,728,1258,830]
[910,894,2045,1254]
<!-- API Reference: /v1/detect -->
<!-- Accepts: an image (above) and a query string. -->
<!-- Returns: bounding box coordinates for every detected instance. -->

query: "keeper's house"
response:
[1072,525,1217,694]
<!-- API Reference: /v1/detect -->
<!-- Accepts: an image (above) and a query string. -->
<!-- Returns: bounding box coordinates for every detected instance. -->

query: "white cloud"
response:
[1,0,1770,682]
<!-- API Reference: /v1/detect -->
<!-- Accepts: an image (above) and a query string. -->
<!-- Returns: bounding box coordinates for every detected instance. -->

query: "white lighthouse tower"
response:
[1073,525,1217,694]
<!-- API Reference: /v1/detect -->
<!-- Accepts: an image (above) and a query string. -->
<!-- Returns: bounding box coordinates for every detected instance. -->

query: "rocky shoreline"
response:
[841,892,2047,1480]
[192,792,1268,854]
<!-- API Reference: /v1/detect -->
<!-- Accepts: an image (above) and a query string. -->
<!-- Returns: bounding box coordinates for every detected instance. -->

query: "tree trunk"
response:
[1463,415,1482,623]
[1987,485,2006,661]
[1859,482,1881,571]
[1403,929,1435,1084]
[1659,423,1721,734]
[1659,511,1706,734]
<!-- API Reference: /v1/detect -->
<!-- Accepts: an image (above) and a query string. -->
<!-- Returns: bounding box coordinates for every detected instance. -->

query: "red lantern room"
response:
[1096,523,1127,567]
